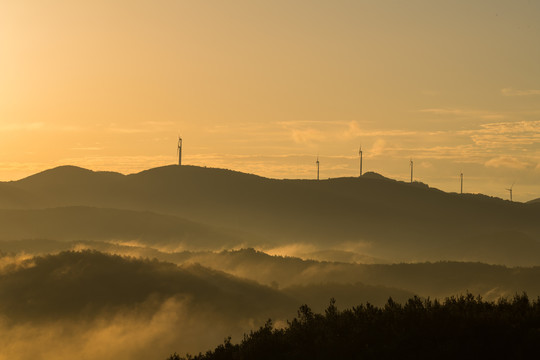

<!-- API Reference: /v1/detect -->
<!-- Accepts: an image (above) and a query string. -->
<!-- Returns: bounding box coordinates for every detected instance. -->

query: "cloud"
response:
[0,123,89,133]
[0,122,44,131]
[142,121,175,126]
[196,119,537,174]
[479,121,540,134]
[501,88,540,97]
[195,121,420,154]
[108,127,148,134]
[59,125,86,132]
[370,139,387,157]
[465,121,540,148]
[342,121,418,139]
[419,108,505,121]
[0,253,34,275]
[173,118,539,179]
[278,120,418,145]
[0,295,255,360]
[277,121,334,144]
[107,121,178,134]
[485,156,531,170]
[290,128,326,144]
[420,108,467,116]
[71,147,104,151]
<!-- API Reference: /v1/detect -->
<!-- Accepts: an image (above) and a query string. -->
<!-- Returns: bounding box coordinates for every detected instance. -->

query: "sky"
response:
[0,0,539,201]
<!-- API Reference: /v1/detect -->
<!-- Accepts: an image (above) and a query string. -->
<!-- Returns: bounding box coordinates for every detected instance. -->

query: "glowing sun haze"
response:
[1,0,539,201]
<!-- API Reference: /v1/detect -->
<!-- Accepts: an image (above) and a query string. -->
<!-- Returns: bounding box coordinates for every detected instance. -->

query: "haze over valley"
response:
[1,0,539,358]
[1,165,539,359]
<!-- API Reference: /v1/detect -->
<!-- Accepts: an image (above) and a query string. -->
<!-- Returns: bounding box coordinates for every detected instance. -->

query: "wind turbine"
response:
[177,136,182,166]
[506,183,514,202]
[316,156,320,181]
[359,146,363,177]
[410,159,413,183]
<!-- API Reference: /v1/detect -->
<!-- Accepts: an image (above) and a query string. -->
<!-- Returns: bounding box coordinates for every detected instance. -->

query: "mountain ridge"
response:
[1,164,539,265]
[6,164,525,205]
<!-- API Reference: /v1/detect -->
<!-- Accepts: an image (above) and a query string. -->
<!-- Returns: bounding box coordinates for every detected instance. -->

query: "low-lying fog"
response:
[1,243,539,359]
[1,166,539,359]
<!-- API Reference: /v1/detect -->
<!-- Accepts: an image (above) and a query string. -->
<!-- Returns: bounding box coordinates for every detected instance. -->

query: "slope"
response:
[5,165,540,265]
[0,206,249,250]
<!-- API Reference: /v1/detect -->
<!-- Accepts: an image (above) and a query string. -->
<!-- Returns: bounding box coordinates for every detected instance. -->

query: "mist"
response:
[1,165,539,357]
[0,251,298,360]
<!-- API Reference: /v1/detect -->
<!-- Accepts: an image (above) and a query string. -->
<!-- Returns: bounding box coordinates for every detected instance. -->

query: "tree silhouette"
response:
[168,293,540,359]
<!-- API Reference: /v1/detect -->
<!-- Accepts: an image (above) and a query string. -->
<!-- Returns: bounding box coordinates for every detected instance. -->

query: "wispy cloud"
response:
[107,121,178,134]
[59,125,86,132]
[501,88,540,96]
[71,147,104,151]
[419,108,505,120]
[464,121,540,148]
[199,120,419,148]
[107,127,147,134]
[370,139,387,157]
[142,121,175,126]
[277,120,339,144]
[485,156,532,170]
[290,128,326,144]
[342,121,419,138]
[278,120,419,145]
[215,119,538,168]
[0,122,44,131]
[420,108,468,116]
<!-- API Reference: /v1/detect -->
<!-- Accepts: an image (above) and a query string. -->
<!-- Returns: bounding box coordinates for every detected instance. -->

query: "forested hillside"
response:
[168,294,540,359]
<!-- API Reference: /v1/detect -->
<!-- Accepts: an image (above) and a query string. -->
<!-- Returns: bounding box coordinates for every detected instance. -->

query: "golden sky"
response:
[1,0,539,201]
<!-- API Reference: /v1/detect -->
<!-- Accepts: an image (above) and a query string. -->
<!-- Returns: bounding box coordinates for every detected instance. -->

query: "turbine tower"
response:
[177,136,182,166]
[410,159,414,183]
[316,156,320,181]
[506,183,514,202]
[359,146,363,177]
[460,172,463,194]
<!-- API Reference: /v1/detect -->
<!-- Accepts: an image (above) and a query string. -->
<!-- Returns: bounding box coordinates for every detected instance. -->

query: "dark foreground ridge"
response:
[169,294,540,360]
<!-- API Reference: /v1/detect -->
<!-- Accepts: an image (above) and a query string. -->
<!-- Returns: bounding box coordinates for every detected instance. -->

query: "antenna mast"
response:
[460,172,463,194]
[359,146,363,177]
[410,159,413,183]
[177,137,182,166]
[316,156,320,181]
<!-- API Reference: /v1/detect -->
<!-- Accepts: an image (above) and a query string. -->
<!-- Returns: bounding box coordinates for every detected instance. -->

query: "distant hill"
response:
[156,248,540,301]
[0,250,298,359]
[0,206,249,250]
[3,244,538,303]
[0,250,295,322]
[0,182,47,208]
[1,165,540,265]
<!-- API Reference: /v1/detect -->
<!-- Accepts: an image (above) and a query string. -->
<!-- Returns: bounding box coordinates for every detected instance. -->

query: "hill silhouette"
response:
[1,164,539,265]
[0,206,249,250]
[0,250,298,360]
[0,250,296,322]
[150,248,540,301]
[3,244,539,303]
